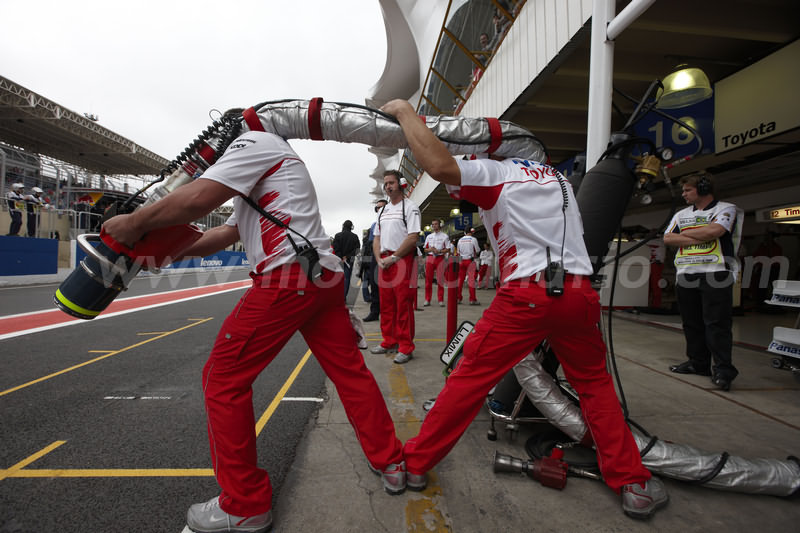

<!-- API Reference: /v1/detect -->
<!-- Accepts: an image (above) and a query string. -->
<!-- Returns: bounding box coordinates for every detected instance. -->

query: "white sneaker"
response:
[423,300,430,306]
[370,345,397,354]
[186,496,272,533]
[438,301,445,307]
[393,352,413,364]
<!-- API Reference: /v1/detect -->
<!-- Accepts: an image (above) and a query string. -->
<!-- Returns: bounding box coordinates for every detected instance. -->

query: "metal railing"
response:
[400,0,525,194]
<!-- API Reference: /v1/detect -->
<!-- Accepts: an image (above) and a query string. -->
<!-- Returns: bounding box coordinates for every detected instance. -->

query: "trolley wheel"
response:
[487,428,498,441]
[771,357,785,369]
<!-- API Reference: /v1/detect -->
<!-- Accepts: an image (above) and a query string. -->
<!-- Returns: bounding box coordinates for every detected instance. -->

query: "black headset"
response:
[696,174,713,196]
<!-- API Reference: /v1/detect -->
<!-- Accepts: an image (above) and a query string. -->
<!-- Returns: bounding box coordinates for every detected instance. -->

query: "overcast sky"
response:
[1,0,393,238]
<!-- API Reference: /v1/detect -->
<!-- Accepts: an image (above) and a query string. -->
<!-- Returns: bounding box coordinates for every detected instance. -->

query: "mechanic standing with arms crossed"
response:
[102,109,405,532]
[380,98,668,519]
[665,173,742,391]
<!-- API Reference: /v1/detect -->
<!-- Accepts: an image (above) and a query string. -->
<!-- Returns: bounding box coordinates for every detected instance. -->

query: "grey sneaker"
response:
[438,301,445,307]
[407,471,428,492]
[370,461,406,495]
[393,352,413,364]
[187,496,273,533]
[469,300,480,305]
[622,477,669,519]
[370,344,396,354]
[423,300,431,306]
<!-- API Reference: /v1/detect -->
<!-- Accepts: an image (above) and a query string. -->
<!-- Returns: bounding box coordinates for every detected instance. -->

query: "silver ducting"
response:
[249,99,547,162]
[513,352,588,443]
[512,352,800,496]
[631,428,800,497]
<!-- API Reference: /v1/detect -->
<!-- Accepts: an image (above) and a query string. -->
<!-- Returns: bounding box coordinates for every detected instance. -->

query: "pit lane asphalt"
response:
[0,269,327,533]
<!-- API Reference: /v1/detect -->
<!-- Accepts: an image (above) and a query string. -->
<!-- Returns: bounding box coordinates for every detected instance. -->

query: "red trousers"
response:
[477,264,490,288]
[457,258,478,302]
[403,275,651,492]
[203,265,402,516]
[378,253,416,354]
[424,254,446,303]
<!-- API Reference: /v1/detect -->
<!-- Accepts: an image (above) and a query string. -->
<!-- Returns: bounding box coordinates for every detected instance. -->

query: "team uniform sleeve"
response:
[198,132,284,196]
[406,203,421,234]
[712,205,737,233]
[454,159,505,210]
[667,212,681,234]
[225,211,238,227]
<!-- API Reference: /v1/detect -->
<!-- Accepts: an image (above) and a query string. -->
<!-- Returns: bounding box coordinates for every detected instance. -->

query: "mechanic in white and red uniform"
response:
[370,170,421,365]
[455,226,481,304]
[380,99,668,520]
[422,218,450,307]
[102,110,404,532]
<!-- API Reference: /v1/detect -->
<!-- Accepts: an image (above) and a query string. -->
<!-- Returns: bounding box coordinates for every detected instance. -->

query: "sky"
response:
[1,0,393,239]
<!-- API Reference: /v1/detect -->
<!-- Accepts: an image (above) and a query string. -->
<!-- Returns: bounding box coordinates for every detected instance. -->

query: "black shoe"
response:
[712,375,731,391]
[669,361,711,376]
[363,314,379,322]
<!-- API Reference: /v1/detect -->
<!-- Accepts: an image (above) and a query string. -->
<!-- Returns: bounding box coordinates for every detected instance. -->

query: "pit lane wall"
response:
[0,235,248,278]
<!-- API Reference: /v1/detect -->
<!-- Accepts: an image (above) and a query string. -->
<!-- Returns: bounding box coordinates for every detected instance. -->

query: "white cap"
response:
[32,186,43,194]
[12,182,24,190]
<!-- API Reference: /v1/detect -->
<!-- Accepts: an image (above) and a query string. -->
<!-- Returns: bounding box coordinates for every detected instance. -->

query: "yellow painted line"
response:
[0,440,66,481]
[255,349,313,436]
[386,367,452,531]
[87,350,115,354]
[2,349,315,480]
[0,318,214,398]
[8,468,214,478]
[137,332,169,336]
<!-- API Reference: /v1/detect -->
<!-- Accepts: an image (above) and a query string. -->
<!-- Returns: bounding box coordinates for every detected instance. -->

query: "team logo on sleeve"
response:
[229,138,257,150]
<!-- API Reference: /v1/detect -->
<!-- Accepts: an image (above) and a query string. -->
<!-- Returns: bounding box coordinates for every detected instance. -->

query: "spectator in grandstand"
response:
[24,186,45,237]
[5,183,25,236]
[101,110,404,532]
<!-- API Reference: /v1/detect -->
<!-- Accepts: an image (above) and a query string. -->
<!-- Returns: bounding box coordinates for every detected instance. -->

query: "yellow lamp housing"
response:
[655,65,713,109]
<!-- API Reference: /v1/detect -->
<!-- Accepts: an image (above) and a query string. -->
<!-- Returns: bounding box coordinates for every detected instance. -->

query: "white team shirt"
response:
[447,158,592,283]
[479,249,494,266]
[374,198,421,252]
[199,131,341,275]
[666,200,742,275]
[457,235,480,259]
[424,231,450,256]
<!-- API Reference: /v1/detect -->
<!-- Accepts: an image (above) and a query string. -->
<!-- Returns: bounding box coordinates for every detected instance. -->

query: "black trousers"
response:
[8,211,22,236]
[676,271,738,381]
[368,259,380,317]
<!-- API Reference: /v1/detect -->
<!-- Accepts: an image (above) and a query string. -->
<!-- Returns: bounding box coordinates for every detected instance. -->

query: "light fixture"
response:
[655,65,713,109]
[449,208,461,218]
[424,225,432,232]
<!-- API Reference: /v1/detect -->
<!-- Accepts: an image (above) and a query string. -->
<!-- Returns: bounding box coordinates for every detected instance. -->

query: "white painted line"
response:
[0,285,246,341]
[103,396,173,400]
[280,397,325,402]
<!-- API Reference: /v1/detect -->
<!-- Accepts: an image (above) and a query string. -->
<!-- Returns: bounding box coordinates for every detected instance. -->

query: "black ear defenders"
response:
[696,174,713,195]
